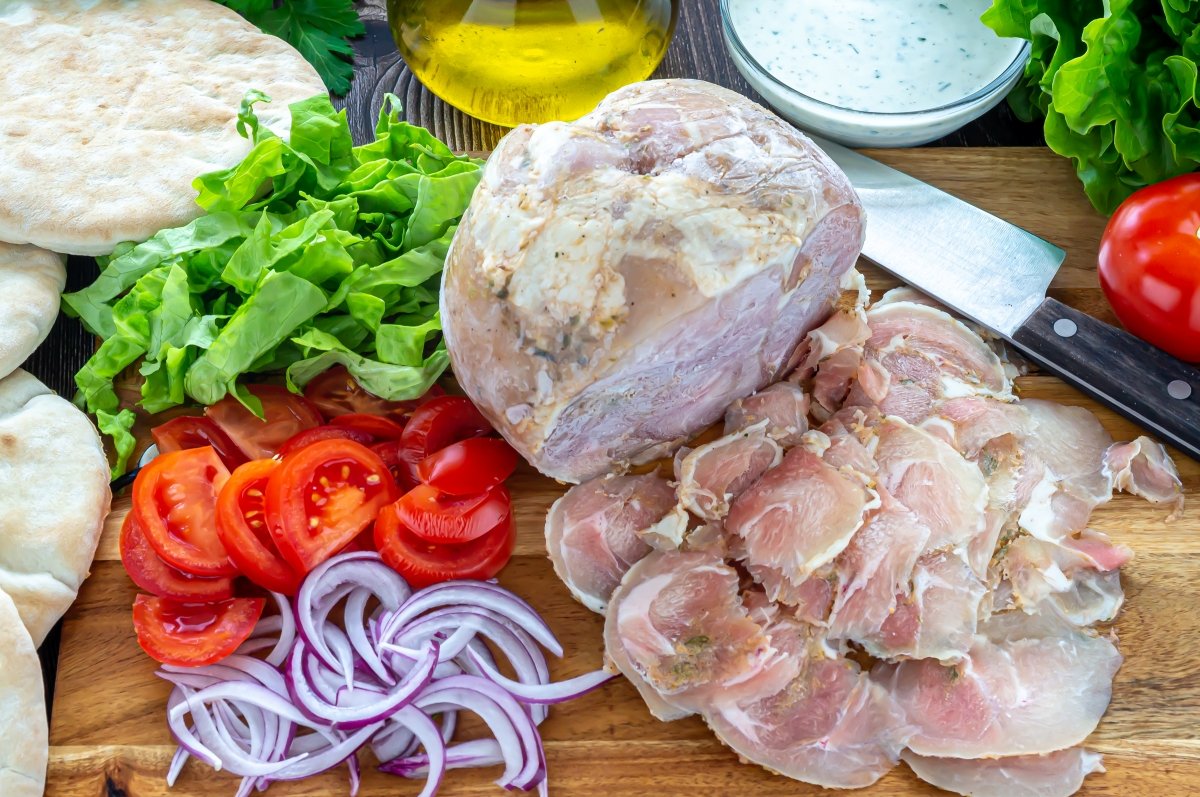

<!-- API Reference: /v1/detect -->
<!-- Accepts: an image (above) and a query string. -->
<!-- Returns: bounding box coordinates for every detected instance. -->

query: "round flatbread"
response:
[0,370,110,645]
[0,587,47,797]
[0,243,66,381]
[0,0,326,255]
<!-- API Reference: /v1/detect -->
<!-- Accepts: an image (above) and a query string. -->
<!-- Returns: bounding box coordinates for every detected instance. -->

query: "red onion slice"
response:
[464,647,615,704]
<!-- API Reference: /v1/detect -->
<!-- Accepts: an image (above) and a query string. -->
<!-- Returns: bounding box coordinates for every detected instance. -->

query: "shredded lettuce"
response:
[64,92,482,472]
[983,0,1200,213]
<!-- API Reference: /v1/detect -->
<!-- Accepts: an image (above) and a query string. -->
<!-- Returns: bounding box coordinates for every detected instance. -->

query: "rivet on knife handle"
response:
[1011,297,1200,461]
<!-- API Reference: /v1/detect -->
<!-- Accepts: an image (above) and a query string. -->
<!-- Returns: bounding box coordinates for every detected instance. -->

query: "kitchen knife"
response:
[816,137,1200,462]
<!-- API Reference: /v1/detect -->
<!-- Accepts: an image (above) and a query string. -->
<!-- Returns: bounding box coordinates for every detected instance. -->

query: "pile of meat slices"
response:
[545,274,1185,797]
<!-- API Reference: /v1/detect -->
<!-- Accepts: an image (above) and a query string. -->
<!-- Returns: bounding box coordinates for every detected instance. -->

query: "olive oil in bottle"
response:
[388,0,677,127]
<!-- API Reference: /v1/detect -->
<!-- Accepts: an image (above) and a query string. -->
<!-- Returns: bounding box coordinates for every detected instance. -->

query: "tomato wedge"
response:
[265,439,399,572]
[206,385,324,460]
[119,512,234,602]
[132,594,264,667]
[375,502,516,589]
[216,459,303,595]
[276,425,373,459]
[151,416,248,470]
[134,446,237,577]
[398,396,493,465]
[303,366,444,423]
[330,413,406,441]
[393,484,512,544]
[417,438,519,495]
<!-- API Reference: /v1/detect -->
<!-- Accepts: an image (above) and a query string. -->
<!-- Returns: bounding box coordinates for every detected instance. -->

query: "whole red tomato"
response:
[1098,173,1200,362]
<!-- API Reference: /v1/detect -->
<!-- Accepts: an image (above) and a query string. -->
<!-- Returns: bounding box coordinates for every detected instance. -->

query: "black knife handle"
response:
[1010,297,1200,461]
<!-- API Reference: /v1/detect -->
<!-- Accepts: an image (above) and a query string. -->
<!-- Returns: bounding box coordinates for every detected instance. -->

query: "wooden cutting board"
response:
[44,148,1200,797]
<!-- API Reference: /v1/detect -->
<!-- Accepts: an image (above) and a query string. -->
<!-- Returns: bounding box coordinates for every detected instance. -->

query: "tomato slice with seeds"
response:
[393,484,512,545]
[303,366,445,423]
[417,438,519,495]
[276,425,374,459]
[330,413,406,441]
[133,446,237,577]
[132,594,264,667]
[119,512,234,602]
[152,416,248,470]
[399,396,493,466]
[265,439,399,572]
[216,458,303,595]
[375,503,515,589]
[206,385,324,461]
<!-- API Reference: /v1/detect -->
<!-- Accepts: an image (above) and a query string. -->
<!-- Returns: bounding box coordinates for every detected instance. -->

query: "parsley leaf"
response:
[217,0,364,96]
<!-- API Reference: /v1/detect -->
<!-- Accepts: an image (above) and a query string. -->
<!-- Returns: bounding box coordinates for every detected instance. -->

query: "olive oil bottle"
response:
[388,0,677,127]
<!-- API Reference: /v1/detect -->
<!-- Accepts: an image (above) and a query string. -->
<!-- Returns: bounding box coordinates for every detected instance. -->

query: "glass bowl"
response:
[718,0,1031,147]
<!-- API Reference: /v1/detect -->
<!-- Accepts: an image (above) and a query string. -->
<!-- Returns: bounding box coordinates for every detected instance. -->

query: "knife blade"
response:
[817,137,1200,462]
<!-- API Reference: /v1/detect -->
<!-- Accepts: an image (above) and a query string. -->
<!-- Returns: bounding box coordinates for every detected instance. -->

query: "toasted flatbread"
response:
[0,587,47,797]
[0,0,326,255]
[0,370,111,645]
[0,243,66,381]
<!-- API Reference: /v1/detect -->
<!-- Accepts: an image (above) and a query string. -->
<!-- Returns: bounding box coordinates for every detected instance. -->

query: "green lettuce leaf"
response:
[983,0,1200,212]
[69,92,481,469]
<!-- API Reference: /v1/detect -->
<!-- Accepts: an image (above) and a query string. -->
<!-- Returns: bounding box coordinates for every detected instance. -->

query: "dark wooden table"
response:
[28,0,1043,709]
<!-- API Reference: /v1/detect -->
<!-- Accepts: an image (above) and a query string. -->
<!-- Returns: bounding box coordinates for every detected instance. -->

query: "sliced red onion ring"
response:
[378,706,446,797]
[287,640,438,729]
[464,647,615,704]
[384,737,504,778]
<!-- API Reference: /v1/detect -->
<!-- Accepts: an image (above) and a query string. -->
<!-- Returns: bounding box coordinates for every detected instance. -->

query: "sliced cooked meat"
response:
[793,270,871,416]
[726,443,877,589]
[999,531,1130,625]
[704,613,910,789]
[820,408,881,478]
[902,748,1104,797]
[843,301,1012,424]
[545,473,676,613]
[604,550,796,720]
[742,555,835,624]
[636,504,691,552]
[877,611,1121,758]
[676,421,782,521]
[865,550,985,662]
[827,491,930,643]
[873,416,989,554]
[442,79,865,482]
[723,382,810,447]
[1105,436,1185,516]
[1018,400,1115,542]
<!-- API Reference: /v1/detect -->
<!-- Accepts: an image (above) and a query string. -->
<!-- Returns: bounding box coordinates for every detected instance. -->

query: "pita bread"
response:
[0,587,47,797]
[0,243,66,381]
[0,0,326,256]
[0,370,111,645]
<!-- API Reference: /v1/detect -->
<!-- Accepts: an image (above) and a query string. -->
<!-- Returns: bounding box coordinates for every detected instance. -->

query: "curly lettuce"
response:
[983,0,1200,213]
[64,92,482,473]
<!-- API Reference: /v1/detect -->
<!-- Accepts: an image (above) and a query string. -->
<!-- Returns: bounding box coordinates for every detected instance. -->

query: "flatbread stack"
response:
[0,0,326,255]
[0,1,329,791]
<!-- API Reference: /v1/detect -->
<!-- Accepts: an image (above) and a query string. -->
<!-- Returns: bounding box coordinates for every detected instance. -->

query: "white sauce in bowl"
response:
[727,0,1025,114]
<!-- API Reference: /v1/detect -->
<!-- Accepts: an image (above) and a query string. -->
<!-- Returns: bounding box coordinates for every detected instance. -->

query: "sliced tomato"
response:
[132,594,264,667]
[134,446,237,577]
[370,440,420,493]
[375,502,515,589]
[399,396,493,468]
[206,385,324,460]
[276,425,374,459]
[304,366,445,423]
[216,459,303,594]
[417,438,519,495]
[393,484,511,544]
[151,416,248,470]
[265,439,399,572]
[330,413,406,441]
[119,511,234,601]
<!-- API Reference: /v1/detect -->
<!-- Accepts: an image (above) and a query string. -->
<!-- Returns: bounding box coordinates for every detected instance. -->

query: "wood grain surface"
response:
[45,147,1200,796]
